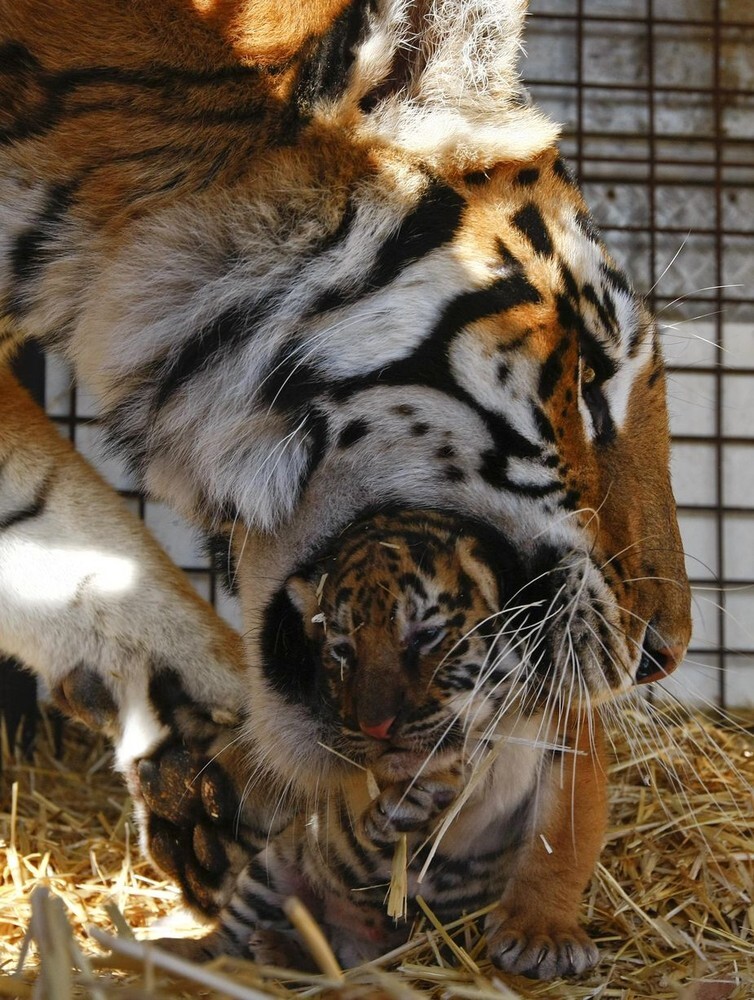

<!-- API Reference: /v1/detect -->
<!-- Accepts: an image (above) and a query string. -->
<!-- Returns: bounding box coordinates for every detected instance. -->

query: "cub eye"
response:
[330,641,355,669]
[407,625,446,653]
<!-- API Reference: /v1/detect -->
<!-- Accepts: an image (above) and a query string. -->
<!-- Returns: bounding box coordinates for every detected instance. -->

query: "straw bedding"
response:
[1,706,752,1000]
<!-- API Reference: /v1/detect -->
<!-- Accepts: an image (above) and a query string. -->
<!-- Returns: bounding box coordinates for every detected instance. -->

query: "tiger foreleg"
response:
[136,730,299,915]
[0,370,261,909]
[485,714,607,979]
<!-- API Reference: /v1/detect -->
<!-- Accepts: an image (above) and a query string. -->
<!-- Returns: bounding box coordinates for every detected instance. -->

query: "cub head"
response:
[261,509,555,770]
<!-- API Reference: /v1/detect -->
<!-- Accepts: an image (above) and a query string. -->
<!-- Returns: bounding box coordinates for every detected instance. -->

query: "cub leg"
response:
[154,821,313,970]
[485,712,607,979]
[0,368,266,910]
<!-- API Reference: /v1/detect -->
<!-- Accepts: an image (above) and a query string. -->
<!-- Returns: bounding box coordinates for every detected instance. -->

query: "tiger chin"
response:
[154,508,664,979]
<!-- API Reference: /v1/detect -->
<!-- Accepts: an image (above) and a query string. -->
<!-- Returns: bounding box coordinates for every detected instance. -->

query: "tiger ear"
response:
[303,0,559,170]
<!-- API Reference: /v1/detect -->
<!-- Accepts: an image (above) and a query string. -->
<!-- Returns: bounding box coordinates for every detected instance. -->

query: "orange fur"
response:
[490,714,608,942]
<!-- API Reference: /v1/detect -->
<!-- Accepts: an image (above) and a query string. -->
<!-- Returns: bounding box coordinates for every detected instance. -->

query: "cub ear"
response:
[301,0,559,170]
[456,537,501,611]
[260,576,323,706]
[286,574,324,640]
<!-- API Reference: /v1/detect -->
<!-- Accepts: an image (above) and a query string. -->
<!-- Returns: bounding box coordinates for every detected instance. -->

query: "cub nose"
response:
[635,642,685,685]
[359,716,396,741]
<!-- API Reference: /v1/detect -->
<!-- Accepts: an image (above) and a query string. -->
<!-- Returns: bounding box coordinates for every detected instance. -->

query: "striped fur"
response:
[1,0,691,978]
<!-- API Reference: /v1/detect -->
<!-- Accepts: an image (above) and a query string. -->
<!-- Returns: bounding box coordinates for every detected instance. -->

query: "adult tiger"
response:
[0,0,690,978]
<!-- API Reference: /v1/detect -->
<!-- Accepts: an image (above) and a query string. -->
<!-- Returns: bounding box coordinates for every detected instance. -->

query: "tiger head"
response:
[234,153,692,744]
[184,3,691,726]
[5,4,691,718]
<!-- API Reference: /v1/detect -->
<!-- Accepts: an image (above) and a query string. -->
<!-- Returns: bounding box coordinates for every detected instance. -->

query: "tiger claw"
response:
[485,906,599,979]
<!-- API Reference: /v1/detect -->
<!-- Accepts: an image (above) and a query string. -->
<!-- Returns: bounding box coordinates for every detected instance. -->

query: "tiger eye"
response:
[581,364,596,384]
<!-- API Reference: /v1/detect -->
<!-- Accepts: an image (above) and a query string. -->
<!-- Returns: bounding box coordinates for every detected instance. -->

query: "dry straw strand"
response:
[1,710,752,999]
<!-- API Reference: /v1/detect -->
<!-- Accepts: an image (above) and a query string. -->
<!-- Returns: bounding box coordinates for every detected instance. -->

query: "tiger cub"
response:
[160,510,606,980]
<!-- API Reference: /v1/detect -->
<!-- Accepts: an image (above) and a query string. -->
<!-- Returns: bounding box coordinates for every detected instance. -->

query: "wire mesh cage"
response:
[12,0,754,710]
[525,0,754,709]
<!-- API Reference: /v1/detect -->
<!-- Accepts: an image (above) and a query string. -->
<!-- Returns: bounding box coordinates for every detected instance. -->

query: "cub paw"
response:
[151,930,231,962]
[154,927,308,968]
[485,906,599,980]
[358,760,465,850]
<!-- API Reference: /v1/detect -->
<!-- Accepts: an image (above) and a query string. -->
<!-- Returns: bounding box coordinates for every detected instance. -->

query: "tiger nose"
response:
[359,717,396,741]
[635,642,686,685]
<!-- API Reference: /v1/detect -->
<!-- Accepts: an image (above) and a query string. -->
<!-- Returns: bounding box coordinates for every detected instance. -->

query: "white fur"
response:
[326,0,560,169]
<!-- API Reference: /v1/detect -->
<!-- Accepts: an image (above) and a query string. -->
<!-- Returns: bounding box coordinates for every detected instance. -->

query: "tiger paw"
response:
[137,755,246,913]
[357,758,465,849]
[485,905,599,980]
[132,716,294,916]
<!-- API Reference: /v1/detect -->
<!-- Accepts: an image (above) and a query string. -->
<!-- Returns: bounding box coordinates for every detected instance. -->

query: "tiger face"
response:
[268,510,519,763]
[234,147,692,725]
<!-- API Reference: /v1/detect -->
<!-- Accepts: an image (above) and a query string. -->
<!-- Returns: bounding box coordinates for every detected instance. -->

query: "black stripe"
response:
[10,182,77,315]
[1,42,275,145]
[538,335,570,401]
[293,0,376,112]
[575,210,601,243]
[366,180,465,294]
[234,891,284,926]
[582,382,616,444]
[308,179,466,316]
[628,312,650,358]
[552,156,578,186]
[495,238,523,272]
[0,472,53,531]
[511,203,554,257]
[339,801,384,874]
[582,283,617,339]
[600,260,632,297]
[560,262,581,302]
[297,406,330,494]
[647,355,664,389]
[153,303,261,410]
[556,294,618,383]
[429,891,497,920]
